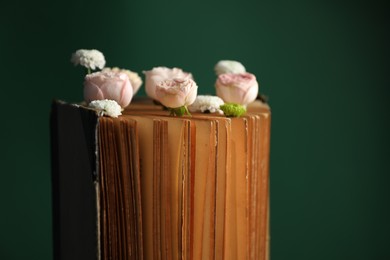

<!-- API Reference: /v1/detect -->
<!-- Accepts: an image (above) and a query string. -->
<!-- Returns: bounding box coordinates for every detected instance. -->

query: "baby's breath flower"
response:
[88,99,122,118]
[71,49,106,71]
[188,95,225,114]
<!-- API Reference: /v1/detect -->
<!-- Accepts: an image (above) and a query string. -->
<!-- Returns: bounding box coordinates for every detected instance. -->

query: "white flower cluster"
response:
[188,95,225,114]
[71,49,106,70]
[214,60,246,75]
[88,99,122,118]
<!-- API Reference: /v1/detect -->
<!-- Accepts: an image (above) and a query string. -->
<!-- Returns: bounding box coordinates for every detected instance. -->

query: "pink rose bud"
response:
[84,71,133,107]
[215,72,259,106]
[143,67,193,100]
[155,78,198,108]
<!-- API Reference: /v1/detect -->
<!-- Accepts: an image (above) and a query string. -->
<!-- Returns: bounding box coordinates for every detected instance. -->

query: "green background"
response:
[1,0,389,259]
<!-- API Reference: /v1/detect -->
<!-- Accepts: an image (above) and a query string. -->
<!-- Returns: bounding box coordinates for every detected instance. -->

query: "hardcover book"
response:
[51,98,271,260]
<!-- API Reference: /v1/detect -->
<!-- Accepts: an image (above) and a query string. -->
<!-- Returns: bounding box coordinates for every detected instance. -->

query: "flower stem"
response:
[167,106,192,117]
[184,106,191,116]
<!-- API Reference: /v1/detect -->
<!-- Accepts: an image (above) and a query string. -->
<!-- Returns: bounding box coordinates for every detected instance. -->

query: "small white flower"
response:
[71,49,106,70]
[88,99,122,118]
[214,60,246,75]
[188,95,225,114]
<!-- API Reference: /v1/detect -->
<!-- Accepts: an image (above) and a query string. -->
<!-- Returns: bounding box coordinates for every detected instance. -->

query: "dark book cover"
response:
[50,101,99,260]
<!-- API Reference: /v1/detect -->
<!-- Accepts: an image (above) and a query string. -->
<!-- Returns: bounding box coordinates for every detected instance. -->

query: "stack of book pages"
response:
[51,98,271,260]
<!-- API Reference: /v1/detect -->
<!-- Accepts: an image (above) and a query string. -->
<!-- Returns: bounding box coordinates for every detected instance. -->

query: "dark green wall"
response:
[1,0,389,259]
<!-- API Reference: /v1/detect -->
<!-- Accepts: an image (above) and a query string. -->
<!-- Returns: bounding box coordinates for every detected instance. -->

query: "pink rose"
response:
[143,67,193,100]
[84,71,133,107]
[215,72,259,105]
[102,67,143,95]
[155,78,198,108]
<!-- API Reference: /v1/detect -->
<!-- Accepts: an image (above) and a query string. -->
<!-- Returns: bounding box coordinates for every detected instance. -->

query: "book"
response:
[50,98,271,260]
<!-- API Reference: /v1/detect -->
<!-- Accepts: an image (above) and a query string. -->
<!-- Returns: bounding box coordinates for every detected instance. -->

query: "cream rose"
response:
[155,78,198,108]
[143,67,193,100]
[84,71,133,108]
[215,72,259,106]
[214,60,246,75]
